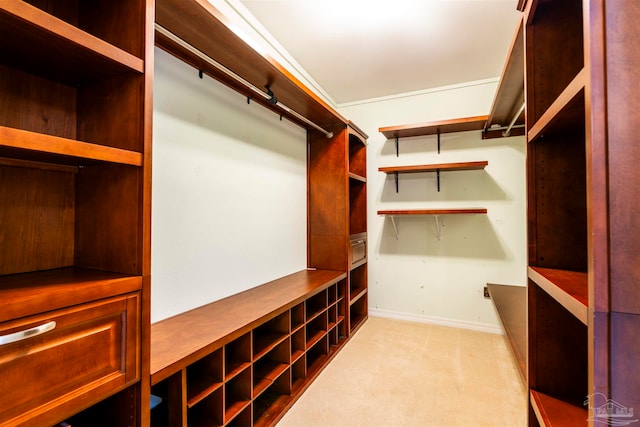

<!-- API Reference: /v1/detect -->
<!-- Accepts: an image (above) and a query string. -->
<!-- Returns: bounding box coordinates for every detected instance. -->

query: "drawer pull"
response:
[0,321,57,345]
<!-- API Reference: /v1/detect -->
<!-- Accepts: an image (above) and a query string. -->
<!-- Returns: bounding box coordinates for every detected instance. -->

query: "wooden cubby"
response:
[0,0,151,425]
[525,0,640,424]
[150,270,350,427]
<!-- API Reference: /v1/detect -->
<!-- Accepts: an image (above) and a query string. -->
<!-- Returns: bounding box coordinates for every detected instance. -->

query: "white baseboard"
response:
[369,307,504,335]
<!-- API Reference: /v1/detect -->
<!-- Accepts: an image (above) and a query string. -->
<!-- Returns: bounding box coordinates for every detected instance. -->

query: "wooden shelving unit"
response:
[150,270,348,427]
[308,123,369,336]
[0,0,152,425]
[525,0,640,425]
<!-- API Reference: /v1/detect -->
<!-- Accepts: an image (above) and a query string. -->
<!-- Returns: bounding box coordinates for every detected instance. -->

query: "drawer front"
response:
[0,293,140,425]
[349,236,367,266]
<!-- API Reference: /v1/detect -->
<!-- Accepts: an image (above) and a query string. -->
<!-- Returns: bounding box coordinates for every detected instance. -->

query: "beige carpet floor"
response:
[277,316,527,427]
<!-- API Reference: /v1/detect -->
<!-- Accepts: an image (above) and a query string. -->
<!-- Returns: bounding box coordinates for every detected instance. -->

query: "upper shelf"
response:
[0,1,143,86]
[155,0,348,133]
[379,115,489,140]
[485,15,525,138]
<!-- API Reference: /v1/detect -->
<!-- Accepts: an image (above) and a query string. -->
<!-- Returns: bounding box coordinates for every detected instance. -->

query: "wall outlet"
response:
[483,286,490,299]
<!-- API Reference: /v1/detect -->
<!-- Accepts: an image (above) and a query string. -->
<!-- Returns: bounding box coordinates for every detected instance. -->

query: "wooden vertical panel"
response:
[78,73,144,152]
[75,163,141,275]
[80,0,145,58]
[307,126,348,271]
[531,134,587,271]
[603,0,640,315]
[0,165,75,275]
[610,313,640,415]
[0,65,77,139]
[22,0,80,25]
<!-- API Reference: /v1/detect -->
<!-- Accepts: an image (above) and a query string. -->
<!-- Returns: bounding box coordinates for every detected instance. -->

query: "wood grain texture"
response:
[0,1,143,86]
[0,268,142,322]
[0,293,139,427]
[150,269,346,383]
[529,390,587,427]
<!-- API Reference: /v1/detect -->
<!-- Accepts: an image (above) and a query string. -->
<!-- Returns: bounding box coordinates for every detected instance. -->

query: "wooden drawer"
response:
[0,293,140,426]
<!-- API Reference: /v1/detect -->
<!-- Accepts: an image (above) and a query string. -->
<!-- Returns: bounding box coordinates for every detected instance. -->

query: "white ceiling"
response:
[237,0,521,105]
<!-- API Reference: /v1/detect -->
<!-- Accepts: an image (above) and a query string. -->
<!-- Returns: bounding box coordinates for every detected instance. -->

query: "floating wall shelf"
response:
[379,116,489,156]
[377,208,487,239]
[379,160,488,192]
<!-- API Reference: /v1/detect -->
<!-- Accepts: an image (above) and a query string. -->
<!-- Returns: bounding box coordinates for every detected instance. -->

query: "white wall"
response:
[339,81,527,332]
[151,48,308,323]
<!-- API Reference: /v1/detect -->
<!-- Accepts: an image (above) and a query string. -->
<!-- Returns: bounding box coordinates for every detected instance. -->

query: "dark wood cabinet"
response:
[0,0,152,425]
[524,0,640,424]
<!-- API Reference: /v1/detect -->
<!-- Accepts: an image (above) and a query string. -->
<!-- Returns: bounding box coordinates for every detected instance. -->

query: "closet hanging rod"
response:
[155,24,334,138]
[502,102,526,137]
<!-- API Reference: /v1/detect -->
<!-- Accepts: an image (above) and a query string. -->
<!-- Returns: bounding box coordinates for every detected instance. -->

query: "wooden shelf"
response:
[253,362,289,398]
[0,1,143,86]
[528,267,588,325]
[486,284,526,383]
[379,161,488,174]
[155,0,347,132]
[0,126,144,167]
[485,16,525,139]
[379,115,488,139]
[187,381,224,409]
[530,390,587,427]
[348,172,366,182]
[0,267,142,323]
[378,208,488,216]
[528,69,586,143]
[253,333,289,361]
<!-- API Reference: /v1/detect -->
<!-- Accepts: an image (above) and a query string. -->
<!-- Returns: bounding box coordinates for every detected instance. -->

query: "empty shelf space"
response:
[528,68,586,143]
[253,361,289,397]
[528,266,588,325]
[0,1,143,85]
[0,267,142,322]
[0,126,144,167]
[530,390,588,427]
[486,284,526,383]
[379,115,488,139]
[253,333,289,361]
